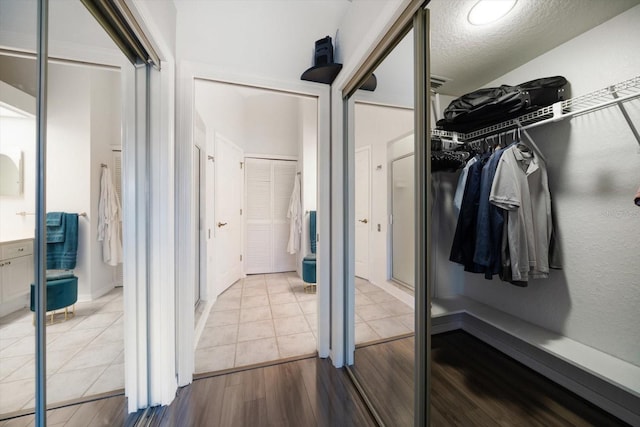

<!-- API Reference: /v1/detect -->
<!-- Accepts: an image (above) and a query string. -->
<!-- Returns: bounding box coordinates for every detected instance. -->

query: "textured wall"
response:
[439,6,640,366]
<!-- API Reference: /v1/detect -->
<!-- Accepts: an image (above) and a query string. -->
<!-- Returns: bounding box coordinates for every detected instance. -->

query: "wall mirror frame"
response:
[341,1,431,426]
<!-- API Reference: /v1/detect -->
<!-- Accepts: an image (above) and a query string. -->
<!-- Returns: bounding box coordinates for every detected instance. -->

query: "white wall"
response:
[47,64,122,301]
[0,115,36,242]
[436,5,640,366]
[354,103,413,288]
[89,68,122,298]
[176,1,349,82]
[0,62,121,302]
[351,28,414,109]
[244,94,301,157]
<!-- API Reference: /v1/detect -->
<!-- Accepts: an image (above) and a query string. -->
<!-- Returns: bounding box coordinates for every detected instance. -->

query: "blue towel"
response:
[309,211,317,254]
[46,212,66,243]
[46,212,63,226]
[47,213,78,270]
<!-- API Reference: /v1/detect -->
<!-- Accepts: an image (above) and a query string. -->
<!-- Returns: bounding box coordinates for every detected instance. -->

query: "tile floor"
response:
[0,288,124,416]
[0,275,414,414]
[195,273,414,374]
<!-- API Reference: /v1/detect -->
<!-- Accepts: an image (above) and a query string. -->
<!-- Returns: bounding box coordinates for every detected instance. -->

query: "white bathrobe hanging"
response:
[287,174,302,254]
[98,166,123,266]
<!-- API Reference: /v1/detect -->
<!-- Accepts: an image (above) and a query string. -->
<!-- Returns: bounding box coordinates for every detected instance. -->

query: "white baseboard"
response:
[433,305,640,426]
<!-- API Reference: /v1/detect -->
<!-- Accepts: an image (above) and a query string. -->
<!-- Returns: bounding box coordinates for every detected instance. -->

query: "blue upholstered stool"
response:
[302,211,317,293]
[30,274,78,324]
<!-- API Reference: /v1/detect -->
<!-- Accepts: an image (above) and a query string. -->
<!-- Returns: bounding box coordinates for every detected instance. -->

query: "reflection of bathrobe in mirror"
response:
[287,174,302,254]
[98,167,123,266]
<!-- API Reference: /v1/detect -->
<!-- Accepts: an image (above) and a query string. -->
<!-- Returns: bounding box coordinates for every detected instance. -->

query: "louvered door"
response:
[244,159,297,274]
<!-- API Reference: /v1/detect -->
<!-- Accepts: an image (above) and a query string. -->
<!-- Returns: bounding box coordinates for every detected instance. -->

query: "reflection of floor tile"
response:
[235,338,279,366]
[356,304,392,321]
[85,363,125,396]
[71,312,121,330]
[237,320,275,342]
[277,332,316,358]
[367,291,399,304]
[195,344,236,372]
[0,321,34,340]
[355,323,380,344]
[46,366,107,404]
[0,336,35,358]
[0,355,32,382]
[355,294,375,307]
[46,328,104,353]
[57,343,122,373]
[273,315,310,336]
[0,288,125,414]
[367,317,411,339]
[0,378,34,414]
[396,313,415,331]
[379,300,413,315]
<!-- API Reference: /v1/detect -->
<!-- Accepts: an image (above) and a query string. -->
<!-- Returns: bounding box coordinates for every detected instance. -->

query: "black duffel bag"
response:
[437,76,567,133]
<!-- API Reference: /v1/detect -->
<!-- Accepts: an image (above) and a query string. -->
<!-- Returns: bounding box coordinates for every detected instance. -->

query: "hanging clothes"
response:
[449,153,491,272]
[473,145,509,279]
[490,144,553,282]
[98,166,123,266]
[287,173,302,254]
[453,155,478,216]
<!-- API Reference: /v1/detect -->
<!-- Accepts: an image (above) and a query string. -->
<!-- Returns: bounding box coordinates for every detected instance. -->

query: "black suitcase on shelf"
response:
[437,76,567,133]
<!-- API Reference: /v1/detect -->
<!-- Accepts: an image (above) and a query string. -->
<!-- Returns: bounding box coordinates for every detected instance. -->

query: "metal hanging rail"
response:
[434,75,640,145]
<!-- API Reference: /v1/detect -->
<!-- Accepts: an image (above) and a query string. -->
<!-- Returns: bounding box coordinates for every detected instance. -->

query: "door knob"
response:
[217,222,228,227]
[358,218,368,224]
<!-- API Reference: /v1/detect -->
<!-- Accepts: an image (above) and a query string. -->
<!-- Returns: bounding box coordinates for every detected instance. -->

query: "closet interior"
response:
[348,1,640,426]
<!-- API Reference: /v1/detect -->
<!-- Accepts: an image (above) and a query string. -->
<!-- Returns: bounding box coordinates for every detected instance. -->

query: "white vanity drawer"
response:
[1,240,33,260]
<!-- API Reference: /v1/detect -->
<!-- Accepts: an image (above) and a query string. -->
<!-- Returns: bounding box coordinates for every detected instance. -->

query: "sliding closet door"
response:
[244,158,296,274]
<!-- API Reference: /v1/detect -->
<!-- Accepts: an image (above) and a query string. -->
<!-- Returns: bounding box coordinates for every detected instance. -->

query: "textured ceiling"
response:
[429,0,640,96]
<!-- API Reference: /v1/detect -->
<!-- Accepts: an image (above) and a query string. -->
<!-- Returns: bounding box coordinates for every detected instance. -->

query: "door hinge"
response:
[240,162,244,169]
[240,254,243,261]
[240,208,243,215]
[208,155,214,162]
[208,229,211,239]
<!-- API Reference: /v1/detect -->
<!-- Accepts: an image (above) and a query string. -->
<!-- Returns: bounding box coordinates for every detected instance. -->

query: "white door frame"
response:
[175,63,330,386]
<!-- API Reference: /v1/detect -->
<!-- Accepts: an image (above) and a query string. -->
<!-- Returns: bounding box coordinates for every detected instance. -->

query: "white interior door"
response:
[245,159,297,274]
[245,159,273,274]
[193,145,202,306]
[272,161,297,272]
[355,147,370,279]
[392,154,415,288]
[215,134,244,295]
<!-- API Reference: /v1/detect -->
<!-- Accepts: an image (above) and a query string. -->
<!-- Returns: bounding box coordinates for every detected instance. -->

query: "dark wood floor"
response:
[2,331,630,426]
[351,330,629,427]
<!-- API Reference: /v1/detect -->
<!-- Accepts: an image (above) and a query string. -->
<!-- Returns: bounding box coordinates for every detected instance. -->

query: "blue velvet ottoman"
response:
[30,275,78,323]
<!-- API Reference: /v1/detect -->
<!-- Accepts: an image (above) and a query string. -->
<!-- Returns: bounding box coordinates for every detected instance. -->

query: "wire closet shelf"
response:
[432,75,640,142]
